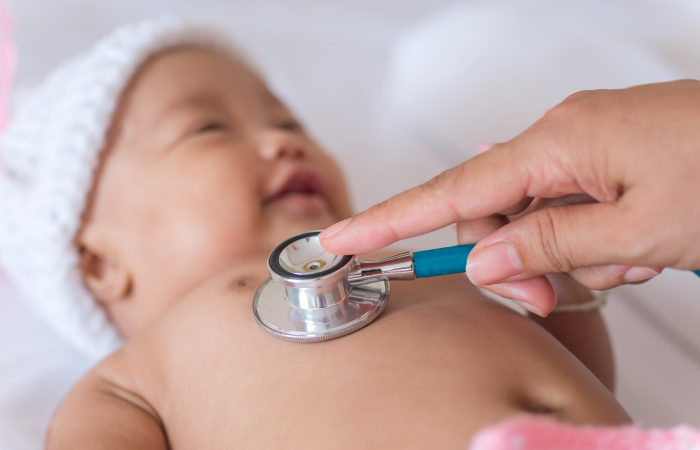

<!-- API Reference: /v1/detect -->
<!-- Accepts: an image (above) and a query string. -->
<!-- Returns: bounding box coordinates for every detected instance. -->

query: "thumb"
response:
[466,201,634,285]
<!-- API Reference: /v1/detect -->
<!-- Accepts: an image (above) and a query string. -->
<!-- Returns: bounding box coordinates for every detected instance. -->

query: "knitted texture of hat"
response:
[0,17,242,360]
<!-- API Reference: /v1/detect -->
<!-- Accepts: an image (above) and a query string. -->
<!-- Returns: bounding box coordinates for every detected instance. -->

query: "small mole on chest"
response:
[228,276,258,293]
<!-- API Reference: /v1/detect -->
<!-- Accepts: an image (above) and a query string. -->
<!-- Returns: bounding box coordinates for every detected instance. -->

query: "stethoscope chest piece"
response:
[256,229,700,343]
[253,231,389,343]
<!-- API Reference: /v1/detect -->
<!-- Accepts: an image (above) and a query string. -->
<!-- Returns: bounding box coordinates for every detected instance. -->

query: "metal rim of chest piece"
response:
[252,231,390,343]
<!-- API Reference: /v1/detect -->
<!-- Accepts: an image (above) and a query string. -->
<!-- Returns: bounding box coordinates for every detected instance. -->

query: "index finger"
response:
[319,143,542,255]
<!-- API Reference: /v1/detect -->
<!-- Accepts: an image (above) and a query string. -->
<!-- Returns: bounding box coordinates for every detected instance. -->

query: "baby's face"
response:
[80,48,352,337]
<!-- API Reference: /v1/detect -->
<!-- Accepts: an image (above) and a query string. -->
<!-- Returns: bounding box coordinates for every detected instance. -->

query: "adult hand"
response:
[320,80,700,315]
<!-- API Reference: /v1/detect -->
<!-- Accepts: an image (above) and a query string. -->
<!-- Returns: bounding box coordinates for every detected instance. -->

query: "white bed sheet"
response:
[2,0,700,447]
[0,274,91,450]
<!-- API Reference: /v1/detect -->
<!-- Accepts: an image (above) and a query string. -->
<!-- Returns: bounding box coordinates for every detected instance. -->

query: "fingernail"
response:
[623,266,660,284]
[477,143,494,154]
[513,300,544,317]
[466,242,523,285]
[320,218,351,240]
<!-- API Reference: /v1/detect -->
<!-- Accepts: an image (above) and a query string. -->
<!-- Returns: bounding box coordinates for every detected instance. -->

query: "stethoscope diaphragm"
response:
[254,231,389,342]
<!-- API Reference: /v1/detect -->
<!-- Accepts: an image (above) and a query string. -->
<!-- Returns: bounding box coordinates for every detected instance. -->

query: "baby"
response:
[0,19,629,449]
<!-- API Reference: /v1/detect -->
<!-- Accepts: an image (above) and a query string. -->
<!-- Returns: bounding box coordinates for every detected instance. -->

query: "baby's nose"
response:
[257,131,306,161]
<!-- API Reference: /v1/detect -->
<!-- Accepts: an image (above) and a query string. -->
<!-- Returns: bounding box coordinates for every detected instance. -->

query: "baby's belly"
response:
[142,267,629,449]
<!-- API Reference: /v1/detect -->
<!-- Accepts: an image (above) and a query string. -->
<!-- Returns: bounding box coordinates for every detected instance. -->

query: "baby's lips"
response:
[263,165,327,204]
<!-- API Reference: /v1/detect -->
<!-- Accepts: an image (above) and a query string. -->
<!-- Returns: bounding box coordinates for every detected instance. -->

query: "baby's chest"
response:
[153,306,540,449]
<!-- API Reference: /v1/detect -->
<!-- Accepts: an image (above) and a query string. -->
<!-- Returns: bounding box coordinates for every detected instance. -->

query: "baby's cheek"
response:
[161,200,262,281]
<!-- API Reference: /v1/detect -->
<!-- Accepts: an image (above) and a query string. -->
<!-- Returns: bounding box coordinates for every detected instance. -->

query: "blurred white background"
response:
[2,0,700,448]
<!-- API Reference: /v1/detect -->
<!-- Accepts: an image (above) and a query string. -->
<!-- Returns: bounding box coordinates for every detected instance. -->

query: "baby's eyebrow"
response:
[152,92,225,127]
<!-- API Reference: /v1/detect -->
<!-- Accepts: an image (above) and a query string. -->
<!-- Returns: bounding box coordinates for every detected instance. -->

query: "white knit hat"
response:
[0,17,245,360]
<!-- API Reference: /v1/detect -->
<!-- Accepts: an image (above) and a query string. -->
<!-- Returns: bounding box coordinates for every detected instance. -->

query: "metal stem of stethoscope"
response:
[253,230,474,343]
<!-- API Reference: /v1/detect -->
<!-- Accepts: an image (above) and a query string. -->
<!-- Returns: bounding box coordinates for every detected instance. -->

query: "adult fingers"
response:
[457,142,532,238]
[319,87,629,256]
[453,198,532,244]
[464,195,664,290]
[455,199,559,315]
[567,265,663,290]
[456,216,509,244]
[465,201,636,286]
[455,199,557,315]
[512,194,664,290]
[478,276,557,317]
[499,197,535,216]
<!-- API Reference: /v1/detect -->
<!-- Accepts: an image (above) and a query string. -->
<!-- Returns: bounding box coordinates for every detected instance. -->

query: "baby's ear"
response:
[77,227,132,305]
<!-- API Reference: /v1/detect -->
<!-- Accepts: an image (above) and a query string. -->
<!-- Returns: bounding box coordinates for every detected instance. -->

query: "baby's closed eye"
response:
[196,121,228,133]
[275,120,302,133]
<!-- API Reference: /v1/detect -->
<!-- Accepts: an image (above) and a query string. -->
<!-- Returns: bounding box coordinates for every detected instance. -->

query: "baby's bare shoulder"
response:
[46,347,168,449]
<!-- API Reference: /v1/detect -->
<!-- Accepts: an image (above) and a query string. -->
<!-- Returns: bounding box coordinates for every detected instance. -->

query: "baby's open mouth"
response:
[264,169,330,213]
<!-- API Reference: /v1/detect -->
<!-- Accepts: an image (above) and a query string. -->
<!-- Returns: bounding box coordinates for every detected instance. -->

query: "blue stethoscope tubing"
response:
[413,245,700,279]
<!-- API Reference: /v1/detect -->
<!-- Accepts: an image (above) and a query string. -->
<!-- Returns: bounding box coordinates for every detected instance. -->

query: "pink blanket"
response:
[0,0,15,134]
[470,416,700,450]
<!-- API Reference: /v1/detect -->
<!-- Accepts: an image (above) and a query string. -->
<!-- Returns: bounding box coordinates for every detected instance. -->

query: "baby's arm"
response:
[528,275,615,392]
[46,354,167,450]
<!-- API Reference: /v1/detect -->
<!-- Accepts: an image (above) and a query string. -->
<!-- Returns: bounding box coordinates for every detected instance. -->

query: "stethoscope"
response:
[253,230,474,343]
[253,230,700,343]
